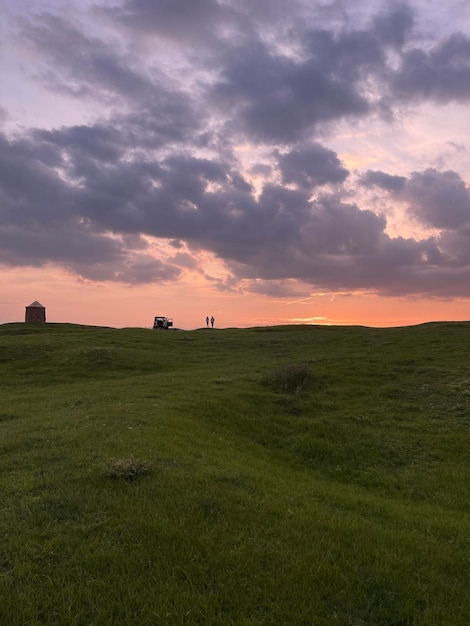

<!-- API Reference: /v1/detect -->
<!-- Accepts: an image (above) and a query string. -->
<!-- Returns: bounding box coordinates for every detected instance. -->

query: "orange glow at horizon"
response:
[1,266,469,330]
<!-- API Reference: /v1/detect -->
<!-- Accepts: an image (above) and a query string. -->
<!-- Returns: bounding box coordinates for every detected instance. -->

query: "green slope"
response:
[0,322,469,625]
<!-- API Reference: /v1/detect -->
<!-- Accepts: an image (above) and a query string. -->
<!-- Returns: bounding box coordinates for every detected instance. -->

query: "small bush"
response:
[261,363,313,394]
[103,455,151,481]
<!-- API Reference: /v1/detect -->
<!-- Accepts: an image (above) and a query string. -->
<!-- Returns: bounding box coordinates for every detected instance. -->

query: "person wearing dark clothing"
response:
[206,316,209,327]
[210,316,215,328]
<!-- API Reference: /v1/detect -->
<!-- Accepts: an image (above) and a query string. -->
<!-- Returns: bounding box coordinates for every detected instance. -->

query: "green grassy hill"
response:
[0,322,469,625]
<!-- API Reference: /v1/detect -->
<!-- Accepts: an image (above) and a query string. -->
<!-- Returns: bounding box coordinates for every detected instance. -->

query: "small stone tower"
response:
[25,301,46,323]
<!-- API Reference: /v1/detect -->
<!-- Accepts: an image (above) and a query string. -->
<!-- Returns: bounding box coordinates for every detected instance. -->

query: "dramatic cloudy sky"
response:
[1,0,470,328]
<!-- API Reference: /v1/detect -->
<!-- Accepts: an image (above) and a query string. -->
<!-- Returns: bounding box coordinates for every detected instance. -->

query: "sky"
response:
[1,0,470,329]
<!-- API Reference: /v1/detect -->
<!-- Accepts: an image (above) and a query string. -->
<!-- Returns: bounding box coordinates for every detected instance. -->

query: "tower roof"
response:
[26,301,45,308]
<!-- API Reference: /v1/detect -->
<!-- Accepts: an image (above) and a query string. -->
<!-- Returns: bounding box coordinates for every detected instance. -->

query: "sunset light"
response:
[1,0,469,329]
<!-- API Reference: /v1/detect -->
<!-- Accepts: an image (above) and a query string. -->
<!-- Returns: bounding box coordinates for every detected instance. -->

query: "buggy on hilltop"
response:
[153,316,173,330]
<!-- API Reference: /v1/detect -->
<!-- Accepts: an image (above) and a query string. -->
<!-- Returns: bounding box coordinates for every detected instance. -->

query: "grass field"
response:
[0,321,469,625]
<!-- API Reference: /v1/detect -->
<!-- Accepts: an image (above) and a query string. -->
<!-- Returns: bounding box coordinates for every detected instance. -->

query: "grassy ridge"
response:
[0,322,469,625]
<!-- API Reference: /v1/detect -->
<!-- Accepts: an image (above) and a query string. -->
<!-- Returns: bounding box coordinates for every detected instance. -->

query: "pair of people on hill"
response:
[205,315,215,328]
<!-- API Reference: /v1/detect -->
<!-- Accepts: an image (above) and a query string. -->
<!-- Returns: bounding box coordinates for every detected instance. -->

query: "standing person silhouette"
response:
[210,315,215,328]
[206,316,209,327]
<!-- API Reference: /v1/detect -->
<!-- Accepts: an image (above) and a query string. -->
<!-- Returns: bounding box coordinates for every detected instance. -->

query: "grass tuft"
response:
[0,413,20,422]
[103,455,151,481]
[261,362,313,393]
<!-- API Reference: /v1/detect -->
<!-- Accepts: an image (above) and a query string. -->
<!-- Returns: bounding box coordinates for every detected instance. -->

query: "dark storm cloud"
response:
[23,13,151,101]
[35,125,122,165]
[355,166,470,295]
[371,2,414,47]
[22,13,203,148]
[276,144,349,189]
[208,4,418,143]
[360,167,470,229]
[120,97,203,149]
[0,133,68,223]
[0,216,180,284]
[3,1,470,297]
[211,37,371,144]
[108,0,236,44]
[392,32,470,102]
[405,169,470,229]
[1,122,470,295]
[360,170,407,192]
[0,130,180,283]
[108,0,470,124]
[219,192,453,296]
